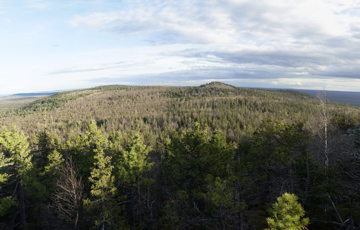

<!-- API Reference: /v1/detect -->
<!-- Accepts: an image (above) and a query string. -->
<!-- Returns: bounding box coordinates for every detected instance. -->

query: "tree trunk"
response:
[318,90,329,168]
[19,184,27,230]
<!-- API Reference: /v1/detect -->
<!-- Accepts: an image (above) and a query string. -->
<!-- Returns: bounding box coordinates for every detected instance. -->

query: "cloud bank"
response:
[66,0,360,90]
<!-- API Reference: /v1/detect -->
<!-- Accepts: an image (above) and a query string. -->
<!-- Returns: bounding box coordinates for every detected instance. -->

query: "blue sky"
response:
[1,0,360,94]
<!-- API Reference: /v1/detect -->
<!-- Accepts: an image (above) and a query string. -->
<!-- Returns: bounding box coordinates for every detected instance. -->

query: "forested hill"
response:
[0,82,360,229]
[0,81,353,136]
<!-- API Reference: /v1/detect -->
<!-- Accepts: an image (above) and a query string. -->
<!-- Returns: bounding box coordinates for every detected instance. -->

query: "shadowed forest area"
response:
[0,82,360,229]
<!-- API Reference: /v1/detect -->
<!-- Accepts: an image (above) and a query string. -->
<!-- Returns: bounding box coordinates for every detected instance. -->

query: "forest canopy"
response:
[0,82,359,229]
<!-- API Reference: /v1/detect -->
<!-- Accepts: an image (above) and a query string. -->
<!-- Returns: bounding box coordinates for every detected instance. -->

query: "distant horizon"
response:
[2,82,360,97]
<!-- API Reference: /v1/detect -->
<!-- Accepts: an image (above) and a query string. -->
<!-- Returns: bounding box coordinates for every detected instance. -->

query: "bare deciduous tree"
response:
[51,156,84,229]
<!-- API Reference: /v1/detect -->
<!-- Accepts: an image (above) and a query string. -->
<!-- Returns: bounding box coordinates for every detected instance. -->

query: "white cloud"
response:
[68,0,360,47]
[64,0,360,91]
[69,0,238,44]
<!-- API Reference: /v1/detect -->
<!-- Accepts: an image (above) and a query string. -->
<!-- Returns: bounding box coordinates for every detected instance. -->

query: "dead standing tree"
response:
[51,156,84,229]
[317,90,329,168]
[314,90,356,228]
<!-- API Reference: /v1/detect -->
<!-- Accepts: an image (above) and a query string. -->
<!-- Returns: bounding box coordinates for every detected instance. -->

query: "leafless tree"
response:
[316,89,330,168]
[51,156,84,229]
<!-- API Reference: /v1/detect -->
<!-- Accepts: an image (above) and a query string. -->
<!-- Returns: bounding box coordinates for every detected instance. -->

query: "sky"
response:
[1,0,360,94]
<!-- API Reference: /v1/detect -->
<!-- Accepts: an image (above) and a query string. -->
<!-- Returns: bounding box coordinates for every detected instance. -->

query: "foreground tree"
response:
[0,126,33,229]
[84,129,128,230]
[250,119,309,197]
[162,123,236,228]
[116,133,154,228]
[51,156,84,229]
[266,193,309,230]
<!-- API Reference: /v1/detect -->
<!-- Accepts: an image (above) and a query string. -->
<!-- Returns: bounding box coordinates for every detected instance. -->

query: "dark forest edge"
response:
[0,82,360,229]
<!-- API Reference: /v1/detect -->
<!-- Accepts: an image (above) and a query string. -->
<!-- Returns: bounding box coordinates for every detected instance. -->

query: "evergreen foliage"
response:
[0,126,32,229]
[266,193,309,230]
[0,82,358,229]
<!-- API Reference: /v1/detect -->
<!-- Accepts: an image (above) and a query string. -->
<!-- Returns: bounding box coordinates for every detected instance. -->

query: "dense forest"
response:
[0,81,360,229]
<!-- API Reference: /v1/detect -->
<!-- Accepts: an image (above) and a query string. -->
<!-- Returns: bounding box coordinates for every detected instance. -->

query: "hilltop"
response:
[200,81,237,89]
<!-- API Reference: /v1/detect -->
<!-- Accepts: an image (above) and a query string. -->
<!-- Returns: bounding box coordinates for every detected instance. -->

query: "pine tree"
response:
[266,193,309,230]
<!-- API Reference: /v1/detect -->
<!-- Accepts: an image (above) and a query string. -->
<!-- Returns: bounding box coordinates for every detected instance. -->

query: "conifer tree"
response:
[67,120,107,187]
[116,133,153,227]
[0,126,33,229]
[84,128,127,230]
[162,123,235,228]
[37,130,61,169]
[117,133,153,185]
[266,193,309,230]
[43,149,64,175]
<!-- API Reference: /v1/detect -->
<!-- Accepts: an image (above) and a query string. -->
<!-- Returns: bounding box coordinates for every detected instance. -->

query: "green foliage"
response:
[84,124,122,229]
[0,126,32,171]
[332,115,351,131]
[162,123,236,228]
[164,123,234,195]
[43,149,64,175]
[88,147,116,199]
[0,83,357,229]
[116,133,153,185]
[266,193,309,230]
[159,204,179,229]
[253,119,309,165]
[66,120,105,182]
[243,119,309,196]
[0,196,18,217]
[205,175,242,213]
[0,150,9,186]
[0,126,33,227]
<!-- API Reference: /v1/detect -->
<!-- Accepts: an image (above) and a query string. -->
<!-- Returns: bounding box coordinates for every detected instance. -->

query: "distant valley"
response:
[295,89,360,107]
[250,88,360,107]
[0,92,57,113]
